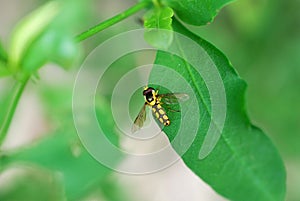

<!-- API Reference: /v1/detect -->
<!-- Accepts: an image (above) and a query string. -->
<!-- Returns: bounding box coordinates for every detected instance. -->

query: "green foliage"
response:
[0,0,291,200]
[160,0,233,25]
[1,86,121,200]
[3,130,113,200]
[8,1,60,72]
[144,6,174,49]
[150,19,286,201]
[8,0,86,77]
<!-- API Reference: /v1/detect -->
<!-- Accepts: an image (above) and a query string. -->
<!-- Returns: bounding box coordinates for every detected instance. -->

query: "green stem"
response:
[0,76,29,147]
[75,1,151,42]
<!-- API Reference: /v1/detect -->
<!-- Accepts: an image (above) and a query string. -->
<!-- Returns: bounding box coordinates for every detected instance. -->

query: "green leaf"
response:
[149,19,286,201]
[144,6,174,49]
[161,0,233,25]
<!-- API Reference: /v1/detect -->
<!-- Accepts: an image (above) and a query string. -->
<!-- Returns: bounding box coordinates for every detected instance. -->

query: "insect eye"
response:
[146,94,153,102]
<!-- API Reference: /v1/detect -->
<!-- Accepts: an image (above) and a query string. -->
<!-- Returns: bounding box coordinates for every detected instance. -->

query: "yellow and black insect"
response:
[132,86,189,133]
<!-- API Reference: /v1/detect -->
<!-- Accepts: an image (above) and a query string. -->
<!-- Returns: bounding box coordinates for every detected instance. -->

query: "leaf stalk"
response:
[75,1,151,42]
[0,76,29,147]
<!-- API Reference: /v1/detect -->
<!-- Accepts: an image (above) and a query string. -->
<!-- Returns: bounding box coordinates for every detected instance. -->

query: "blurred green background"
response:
[0,0,299,200]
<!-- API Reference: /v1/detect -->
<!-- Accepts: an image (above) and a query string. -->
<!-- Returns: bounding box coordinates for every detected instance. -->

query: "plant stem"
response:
[75,1,151,42]
[0,76,29,147]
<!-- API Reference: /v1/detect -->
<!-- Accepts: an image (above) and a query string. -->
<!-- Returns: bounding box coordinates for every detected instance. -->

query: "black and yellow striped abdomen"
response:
[151,103,170,126]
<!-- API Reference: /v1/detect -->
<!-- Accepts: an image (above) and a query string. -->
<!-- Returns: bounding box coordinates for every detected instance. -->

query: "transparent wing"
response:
[131,104,147,133]
[159,93,189,104]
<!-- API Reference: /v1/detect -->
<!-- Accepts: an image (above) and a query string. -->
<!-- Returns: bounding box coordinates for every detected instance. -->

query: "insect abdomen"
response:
[152,104,170,126]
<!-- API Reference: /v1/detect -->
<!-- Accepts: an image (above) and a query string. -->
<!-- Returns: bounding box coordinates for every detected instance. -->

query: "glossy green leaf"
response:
[144,6,174,49]
[149,19,286,201]
[161,0,233,25]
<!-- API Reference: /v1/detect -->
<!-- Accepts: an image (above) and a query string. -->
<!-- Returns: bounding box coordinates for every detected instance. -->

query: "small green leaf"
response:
[144,6,174,49]
[161,0,233,25]
[150,19,286,201]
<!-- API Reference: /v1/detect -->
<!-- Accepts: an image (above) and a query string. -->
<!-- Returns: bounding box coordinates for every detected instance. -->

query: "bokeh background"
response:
[0,0,299,200]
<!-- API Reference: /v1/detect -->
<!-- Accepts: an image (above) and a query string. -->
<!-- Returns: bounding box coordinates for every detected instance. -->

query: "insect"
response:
[132,86,189,133]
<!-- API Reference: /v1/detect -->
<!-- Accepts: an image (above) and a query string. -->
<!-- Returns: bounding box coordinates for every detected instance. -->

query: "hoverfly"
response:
[132,86,189,133]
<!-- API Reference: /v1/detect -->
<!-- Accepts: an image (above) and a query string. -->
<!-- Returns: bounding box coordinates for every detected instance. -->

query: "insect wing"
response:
[131,104,147,133]
[160,93,189,104]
